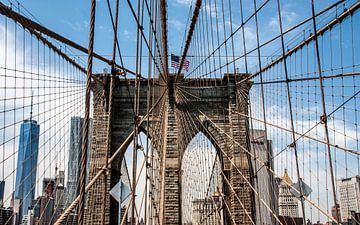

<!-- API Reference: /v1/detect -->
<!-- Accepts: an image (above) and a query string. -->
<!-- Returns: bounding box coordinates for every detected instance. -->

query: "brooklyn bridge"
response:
[0,0,359,224]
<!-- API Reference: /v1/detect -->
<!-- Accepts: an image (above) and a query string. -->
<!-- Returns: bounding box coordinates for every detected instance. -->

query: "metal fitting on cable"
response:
[111,64,126,76]
[135,115,142,125]
[103,167,109,175]
[320,114,327,124]
[287,142,296,148]
[264,161,270,168]
[136,144,143,150]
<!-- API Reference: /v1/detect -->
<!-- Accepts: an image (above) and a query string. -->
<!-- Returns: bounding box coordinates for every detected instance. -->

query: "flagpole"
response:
[170,47,172,74]
[119,181,122,224]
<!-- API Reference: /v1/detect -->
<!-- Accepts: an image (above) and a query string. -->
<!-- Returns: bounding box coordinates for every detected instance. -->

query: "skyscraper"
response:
[42,178,55,198]
[66,117,83,206]
[0,206,13,224]
[0,181,4,206]
[250,129,276,225]
[14,119,40,219]
[54,170,66,222]
[337,176,360,222]
[278,169,299,218]
[38,195,54,225]
[191,198,219,225]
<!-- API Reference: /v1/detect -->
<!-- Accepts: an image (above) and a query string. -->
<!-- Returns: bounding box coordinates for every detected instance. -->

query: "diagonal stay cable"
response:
[176,89,282,224]
[175,0,202,81]
[176,87,340,223]
[236,0,360,86]
[178,0,349,84]
[54,87,167,225]
[177,85,360,156]
[0,2,144,77]
[125,0,167,82]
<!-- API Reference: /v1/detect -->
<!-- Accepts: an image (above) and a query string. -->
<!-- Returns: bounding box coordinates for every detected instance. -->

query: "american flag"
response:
[171,54,190,71]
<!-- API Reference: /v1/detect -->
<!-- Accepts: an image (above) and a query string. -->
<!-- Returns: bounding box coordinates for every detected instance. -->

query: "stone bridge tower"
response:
[85,73,255,225]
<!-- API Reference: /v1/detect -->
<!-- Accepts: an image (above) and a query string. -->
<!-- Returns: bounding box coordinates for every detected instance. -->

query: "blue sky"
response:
[0,0,359,223]
[5,0,347,74]
[5,0,197,73]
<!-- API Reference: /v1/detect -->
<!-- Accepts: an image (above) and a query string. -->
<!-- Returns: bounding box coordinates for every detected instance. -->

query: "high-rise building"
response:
[42,178,55,198]
[331,204,341,223]
[120,206,127,225]
[66,117,83,206]
[20,214,29,225]
[278,169,299,218]
[57,170,65,186]
[53,170,65,223]
[55,170,65,206]
[25,208,35,225]
[0,181,4,206]
[274,176,282,216]
[0,207,13,224]
[250,129,276,225]
[191,198,220,225]
[66,213,78,225]
[14,119,40,219]
[11,198,21,225]
[337,176,360,222]
[34,195,54,225]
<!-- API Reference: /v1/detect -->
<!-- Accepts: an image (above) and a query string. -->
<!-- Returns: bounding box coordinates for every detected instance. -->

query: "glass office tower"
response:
[66,117,83,206]
[14,119,40,219]
[0,181,4,206]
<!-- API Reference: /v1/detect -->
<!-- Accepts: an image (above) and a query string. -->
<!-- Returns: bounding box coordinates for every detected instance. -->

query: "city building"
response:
[57,170,65,185]
[337,176,360,222]
[120,206,128,225]
[0,181,4,206]
[42,178,55,198]
[36,195,54,225]
[191,198,220,225]
[66,117,83,206]
[53,183,65,222]
[278,216,303,225]
[0,207,13,224]
[24,208,35,225]
[66,117,92,208]
[250,129,276,225]
[66,213,78,225]
[274,176,282,216]
[14,119,40,220]
[278,169,299,218]
[331,204,341,223]
[20,214,29,225]
[347,211,360,225]
[11,198,21,225]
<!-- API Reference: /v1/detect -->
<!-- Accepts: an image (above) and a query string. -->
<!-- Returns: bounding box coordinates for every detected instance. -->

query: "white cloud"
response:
[123,29,131,39]
[268,5,298,31]
[204,3,218,18]
[66,20,89,33]
[0,23,86,207]
[174,0,193,6]
[169,19,185,31]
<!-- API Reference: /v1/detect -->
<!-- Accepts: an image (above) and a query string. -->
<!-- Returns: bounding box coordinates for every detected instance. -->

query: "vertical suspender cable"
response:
[145,0,155,223]
[78,0,96,224]
[159,0,169,79]
[176,0,202,81]
[275,0,307,224]
[252,0,271,223]
[310,0,339,223]
[102,0,120,224]
[131,0,144,223]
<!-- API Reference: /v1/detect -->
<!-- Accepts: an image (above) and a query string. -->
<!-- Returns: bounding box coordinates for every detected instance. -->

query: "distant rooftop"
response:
[23,119,38,124]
